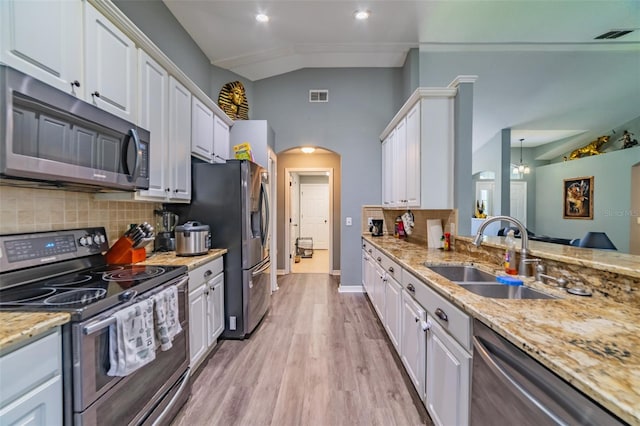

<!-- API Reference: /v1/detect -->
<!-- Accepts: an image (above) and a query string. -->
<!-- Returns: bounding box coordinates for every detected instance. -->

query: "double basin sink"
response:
[425,265,556,300]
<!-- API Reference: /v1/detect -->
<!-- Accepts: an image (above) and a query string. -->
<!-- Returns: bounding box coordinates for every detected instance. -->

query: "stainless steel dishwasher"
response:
[470,319,627,426]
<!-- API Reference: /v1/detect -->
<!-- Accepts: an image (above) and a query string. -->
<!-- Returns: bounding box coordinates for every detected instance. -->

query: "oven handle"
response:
[152,369,191,426]
[83,275,189,335]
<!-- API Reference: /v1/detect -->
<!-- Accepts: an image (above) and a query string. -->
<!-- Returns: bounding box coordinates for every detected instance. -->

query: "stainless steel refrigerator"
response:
[171,159,270,339]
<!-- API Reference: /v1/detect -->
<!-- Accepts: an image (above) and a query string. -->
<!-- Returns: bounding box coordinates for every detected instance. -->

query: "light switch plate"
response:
[367,217,373,227]
[346,217,352,226]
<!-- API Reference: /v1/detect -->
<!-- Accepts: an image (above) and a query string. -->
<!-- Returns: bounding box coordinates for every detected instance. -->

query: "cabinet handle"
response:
[71,80,80,88]
[377,257,381,262]
[174,189,179,193]
[388,267,394,273]
[368,249,372,254]
[166,187,171,192]
[91,91,100,99]
[406,283,415,293]
[204,270,212,278]
[435,308,448,322]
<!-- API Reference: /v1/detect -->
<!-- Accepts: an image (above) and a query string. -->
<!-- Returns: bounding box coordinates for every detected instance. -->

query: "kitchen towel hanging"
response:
[108,298,156,377]
[153,285,182,351]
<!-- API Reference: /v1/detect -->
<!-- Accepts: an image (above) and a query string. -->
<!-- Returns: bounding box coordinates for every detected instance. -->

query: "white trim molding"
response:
[338,285,365,293]
[448,75,479,88]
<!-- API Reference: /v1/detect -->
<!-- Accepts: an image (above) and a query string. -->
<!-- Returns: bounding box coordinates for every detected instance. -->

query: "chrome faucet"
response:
[473,215,531,276]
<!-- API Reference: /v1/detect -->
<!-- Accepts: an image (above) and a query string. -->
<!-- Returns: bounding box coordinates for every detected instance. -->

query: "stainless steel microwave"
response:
[0,65,149,191]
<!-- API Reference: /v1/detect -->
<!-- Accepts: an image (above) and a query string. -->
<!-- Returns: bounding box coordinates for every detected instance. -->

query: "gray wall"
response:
[254,68,402,287]
[401,48,420,103]
[535,147,640,252]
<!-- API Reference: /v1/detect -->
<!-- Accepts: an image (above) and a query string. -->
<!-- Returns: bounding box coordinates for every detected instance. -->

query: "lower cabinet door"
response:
[400,290,426,398]
[207,272,225,346]
[426,314,471,426]
[189,284,207,369]
[0,375,62,426]
[384,275,402,354]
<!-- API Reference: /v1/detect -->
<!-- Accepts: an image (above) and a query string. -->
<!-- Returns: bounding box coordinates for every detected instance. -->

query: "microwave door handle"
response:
[122,128,142,182]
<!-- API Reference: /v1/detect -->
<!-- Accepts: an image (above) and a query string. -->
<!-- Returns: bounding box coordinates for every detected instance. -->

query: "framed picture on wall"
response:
[563,176,594,219]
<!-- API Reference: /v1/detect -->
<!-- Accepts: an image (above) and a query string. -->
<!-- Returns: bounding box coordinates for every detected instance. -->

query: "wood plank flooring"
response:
[171,273,432,426]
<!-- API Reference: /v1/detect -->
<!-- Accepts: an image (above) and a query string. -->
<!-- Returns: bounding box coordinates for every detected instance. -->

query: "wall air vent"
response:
[309,89,328,103]
[594,29,634,40]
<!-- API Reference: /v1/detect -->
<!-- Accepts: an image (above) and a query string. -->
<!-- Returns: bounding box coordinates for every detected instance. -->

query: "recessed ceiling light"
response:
[256,13,269,23]
[301,147,316,154]
[354,10,370,20]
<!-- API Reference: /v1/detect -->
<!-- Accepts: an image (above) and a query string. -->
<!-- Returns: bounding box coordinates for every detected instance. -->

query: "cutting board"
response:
[426,219,443,248]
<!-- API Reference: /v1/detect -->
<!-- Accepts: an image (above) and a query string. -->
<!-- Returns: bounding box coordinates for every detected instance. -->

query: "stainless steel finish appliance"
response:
[370,219,384,236]
[471,319,625,426]
[0,228,190,425]
[170,159,270,339]
[0,65,150,191]
[154,210,179,252]
[175,221,210,256]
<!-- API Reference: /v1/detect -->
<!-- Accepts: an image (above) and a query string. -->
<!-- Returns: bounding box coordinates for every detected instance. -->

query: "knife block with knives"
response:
[105,223,155,264]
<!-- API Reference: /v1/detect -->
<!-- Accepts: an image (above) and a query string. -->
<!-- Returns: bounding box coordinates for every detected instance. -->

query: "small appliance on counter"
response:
[175,221,211,256]
[154,210,179,252]
[370,219,384,237]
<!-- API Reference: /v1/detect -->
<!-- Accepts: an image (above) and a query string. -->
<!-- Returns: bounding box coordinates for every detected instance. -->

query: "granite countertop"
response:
[0,312,70,353]
[363,235,640,425]
[137,248,227,270]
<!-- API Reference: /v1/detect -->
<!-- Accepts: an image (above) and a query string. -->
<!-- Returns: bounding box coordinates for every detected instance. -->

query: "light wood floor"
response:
[291,249,329,274]
[172,273,431,426]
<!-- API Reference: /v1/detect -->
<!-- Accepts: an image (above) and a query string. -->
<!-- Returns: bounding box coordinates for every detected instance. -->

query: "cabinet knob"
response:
[388,267,394,273]
[174,189,179,193]
[204,270,212,278]
[166,188,171,192]
[91,91,100,99]
[406,283,415,293]
[71,80,80,88]
[377,257,381,262]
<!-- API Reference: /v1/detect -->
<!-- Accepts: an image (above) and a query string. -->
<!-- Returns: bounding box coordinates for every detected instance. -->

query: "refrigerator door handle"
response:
[261,181,270,247]
[252,258,271,277]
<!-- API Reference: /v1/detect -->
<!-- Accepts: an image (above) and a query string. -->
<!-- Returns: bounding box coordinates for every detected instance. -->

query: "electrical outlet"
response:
[367,217,373,227]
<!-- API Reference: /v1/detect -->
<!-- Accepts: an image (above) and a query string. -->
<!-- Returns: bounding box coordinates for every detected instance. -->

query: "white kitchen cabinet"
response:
[168,77,192,202]
[191,97,215,161]
[212,115,230,163]
[0,328,62,426]
[400,289,426,399]
[405,102,421,206]
[188,257,225,371]
[84,2,137,122]
[137,50,169,200]
[0,0,82,96]
[372,261,385,322]
[426,314,471,426]
[380,88,456,209]
[384,272,402,354]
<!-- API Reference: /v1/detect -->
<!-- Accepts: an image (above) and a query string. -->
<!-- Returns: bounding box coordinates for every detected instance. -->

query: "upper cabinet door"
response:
[84,2,137,122]
[169,77,192,201]
[212,115,230,163]
[405,102,421,207]
[0,0,82,95]
[138,50,169,200]
[191,97,215,161]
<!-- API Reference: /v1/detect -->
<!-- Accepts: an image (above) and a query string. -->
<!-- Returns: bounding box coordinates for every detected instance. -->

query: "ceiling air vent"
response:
[309,89,328,103]
[594,29,634,40]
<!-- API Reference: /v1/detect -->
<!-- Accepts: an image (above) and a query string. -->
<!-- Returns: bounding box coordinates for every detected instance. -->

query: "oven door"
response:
[71,275,189,425]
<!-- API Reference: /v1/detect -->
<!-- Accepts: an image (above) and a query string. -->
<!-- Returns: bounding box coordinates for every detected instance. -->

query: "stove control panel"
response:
[0,227,109,274]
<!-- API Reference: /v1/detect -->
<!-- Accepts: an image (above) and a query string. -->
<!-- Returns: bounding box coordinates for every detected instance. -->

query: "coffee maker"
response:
[154,210,179,251]
[370,219,384,237]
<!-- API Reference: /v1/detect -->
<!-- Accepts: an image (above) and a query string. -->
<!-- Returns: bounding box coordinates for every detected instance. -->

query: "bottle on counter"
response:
[504,230,518,275]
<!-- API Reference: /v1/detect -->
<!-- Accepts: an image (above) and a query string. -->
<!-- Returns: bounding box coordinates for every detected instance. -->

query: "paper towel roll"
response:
[427,219,443,248]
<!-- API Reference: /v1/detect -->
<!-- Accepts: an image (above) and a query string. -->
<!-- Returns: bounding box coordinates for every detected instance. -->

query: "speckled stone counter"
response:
[137,249,227,270]
[0,312,70,352]
[363,235,640,425]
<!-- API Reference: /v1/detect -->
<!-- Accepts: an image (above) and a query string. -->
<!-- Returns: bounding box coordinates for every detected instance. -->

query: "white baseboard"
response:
[331,270,341,276]
[277,269,287,275]
[338,285,365,293]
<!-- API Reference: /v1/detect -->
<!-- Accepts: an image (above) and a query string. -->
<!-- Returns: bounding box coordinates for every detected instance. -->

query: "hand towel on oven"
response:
[108,298,156,377]
[153,285,182,351]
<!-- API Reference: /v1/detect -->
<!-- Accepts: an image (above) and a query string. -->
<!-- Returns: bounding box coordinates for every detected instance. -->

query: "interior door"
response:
[299,183,329,249]
[510,181,527,226]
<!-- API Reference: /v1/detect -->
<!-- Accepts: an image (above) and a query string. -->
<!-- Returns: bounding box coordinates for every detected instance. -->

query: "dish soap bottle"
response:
[504,230,518,275]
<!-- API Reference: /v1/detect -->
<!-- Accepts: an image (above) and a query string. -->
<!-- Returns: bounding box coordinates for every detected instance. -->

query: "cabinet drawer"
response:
[188,257,223,292]
[379,252,401,282]
[404,270,471,351]
[362,240,377,260]
[0,329,61,406]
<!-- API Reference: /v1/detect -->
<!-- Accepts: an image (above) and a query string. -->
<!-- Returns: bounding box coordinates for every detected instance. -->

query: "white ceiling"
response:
[163,0,639,81]
[162,1,640,154]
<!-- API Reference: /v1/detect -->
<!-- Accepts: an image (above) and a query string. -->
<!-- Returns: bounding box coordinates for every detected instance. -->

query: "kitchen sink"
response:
[425,265,496,282]
[458,283,557,300]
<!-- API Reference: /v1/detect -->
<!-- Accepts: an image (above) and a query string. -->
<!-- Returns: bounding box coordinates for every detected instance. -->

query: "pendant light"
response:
[514,138,530,175]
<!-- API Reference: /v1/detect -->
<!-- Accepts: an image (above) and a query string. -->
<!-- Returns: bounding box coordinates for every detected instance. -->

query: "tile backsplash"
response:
[0,185,161,246]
